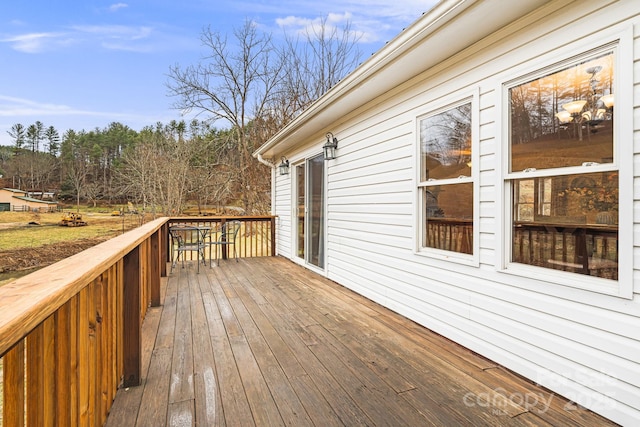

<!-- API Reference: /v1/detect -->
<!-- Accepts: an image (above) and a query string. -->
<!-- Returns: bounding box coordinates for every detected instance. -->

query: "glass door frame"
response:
[293,153,326,272]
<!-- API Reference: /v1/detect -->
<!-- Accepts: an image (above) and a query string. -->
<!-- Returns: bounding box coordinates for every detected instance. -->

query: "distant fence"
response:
[10,205,59,213]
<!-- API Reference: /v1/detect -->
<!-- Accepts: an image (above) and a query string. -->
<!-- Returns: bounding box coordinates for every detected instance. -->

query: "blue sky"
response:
[0,1,436,147]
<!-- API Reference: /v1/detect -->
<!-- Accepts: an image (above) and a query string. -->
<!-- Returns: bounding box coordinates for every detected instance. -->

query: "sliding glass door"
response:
[295,154,325,269]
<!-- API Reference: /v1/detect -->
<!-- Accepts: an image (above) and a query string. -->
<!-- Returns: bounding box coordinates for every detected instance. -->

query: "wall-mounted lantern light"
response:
[278,156,290,175]
[323,132,338,160]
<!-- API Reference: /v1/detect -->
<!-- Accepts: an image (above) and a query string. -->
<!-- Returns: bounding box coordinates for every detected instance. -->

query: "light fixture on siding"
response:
[323,132,338,160]
[278,157,290,175]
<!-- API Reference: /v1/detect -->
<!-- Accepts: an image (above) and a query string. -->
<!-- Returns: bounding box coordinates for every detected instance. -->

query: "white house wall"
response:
[274,172,292,258]
[273,1,640,425]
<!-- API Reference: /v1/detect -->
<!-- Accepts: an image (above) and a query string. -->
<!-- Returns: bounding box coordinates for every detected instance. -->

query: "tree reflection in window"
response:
[421,103,472,181]
[508,50,618,280]
[419,102,473,255]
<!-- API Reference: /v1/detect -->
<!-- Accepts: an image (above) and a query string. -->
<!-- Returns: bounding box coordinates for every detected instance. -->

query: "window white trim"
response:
[414,87,480,266]
[497,24,633,299]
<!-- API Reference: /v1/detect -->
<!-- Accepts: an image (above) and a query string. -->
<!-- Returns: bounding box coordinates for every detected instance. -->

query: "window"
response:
[507,49,618,280]
[418,100,474,255]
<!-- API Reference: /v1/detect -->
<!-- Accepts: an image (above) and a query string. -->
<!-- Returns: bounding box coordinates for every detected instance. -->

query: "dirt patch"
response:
[0,236,110,274]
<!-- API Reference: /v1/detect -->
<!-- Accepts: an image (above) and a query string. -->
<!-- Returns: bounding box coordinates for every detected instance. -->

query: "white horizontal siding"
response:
[273,1,640,425]
[274,173,291,258]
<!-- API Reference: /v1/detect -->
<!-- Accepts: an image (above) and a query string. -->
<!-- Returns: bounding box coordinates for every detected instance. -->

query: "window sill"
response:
[499,262,629,299]
[416,247,479,268]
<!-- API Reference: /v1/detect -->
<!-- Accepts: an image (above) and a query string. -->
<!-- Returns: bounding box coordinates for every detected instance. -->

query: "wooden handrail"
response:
[0,217,166,357]
[1,217,168,426]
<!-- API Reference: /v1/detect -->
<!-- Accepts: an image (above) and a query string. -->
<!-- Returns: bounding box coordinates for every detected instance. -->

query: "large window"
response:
[507,49,617,280]
[419,100,474,255]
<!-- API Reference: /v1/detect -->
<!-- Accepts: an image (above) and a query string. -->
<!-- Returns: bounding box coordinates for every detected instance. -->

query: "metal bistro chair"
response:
[208,220,241,266]
[169,225,206,273]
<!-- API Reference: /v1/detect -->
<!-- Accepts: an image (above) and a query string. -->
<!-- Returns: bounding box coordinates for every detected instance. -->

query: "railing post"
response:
[270,216,276,256]
[150,231,161,307]
[162,222,169,274]
[123,246,141,387]
[220,218,228,260]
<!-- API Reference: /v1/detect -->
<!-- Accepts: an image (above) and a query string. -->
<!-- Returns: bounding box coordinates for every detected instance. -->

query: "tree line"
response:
[0,18,362,215]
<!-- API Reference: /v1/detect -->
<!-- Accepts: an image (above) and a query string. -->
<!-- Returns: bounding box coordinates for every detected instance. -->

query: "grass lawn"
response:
[0,211,140,250]
[0,210,145,286]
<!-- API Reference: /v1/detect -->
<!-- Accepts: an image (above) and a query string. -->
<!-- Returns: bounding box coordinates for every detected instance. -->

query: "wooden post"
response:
[270,216,276,256]
[150,231,161,307]
[220,218,228,260]
[123,246,141,387]
[160,223,168,277]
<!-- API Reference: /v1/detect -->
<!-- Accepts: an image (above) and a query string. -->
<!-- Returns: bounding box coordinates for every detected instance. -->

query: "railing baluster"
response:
[55,302,72,426]
[4,340,25,427]
[27,321,44,426]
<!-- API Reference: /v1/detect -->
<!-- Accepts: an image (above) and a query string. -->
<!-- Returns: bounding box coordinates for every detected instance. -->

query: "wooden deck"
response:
[105,257,616,426]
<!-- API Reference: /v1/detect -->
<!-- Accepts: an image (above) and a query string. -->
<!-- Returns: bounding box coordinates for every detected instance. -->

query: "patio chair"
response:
[207,220,241,266]
[169,225,206,273]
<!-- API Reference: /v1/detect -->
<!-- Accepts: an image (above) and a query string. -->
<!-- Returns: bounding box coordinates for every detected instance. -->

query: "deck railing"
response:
[0,215,276,426]
[167,215,276,261]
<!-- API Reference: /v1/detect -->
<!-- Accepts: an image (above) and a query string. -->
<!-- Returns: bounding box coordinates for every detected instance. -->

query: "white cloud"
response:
[0,95,164,125]
[1,32,74,53]
[72,24,152,40]
[2,25,156,54]
[0,95,173,146]
[276,12,366,41]
[271,1,435,45]
[0,95,104,118]
[71,25,154,50]
[109,3,129,12]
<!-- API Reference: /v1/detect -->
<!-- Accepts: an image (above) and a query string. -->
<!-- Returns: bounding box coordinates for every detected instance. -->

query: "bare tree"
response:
[167,17,363,214]
[276,16,362,122]
[115,135,156,213]
[61,129,90,211]
[167,19,283,214]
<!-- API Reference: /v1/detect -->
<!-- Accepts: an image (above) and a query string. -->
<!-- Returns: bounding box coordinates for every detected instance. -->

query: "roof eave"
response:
[254,0,551,159]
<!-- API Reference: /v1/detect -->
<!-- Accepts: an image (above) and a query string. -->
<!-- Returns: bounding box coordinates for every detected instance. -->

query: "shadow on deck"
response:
[105,257,615,426]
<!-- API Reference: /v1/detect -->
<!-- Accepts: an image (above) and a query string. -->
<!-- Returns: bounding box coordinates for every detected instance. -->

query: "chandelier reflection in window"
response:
[555,65,614,141]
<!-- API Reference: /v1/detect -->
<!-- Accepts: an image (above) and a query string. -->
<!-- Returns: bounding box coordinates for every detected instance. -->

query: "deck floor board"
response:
[106,257,617,427]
